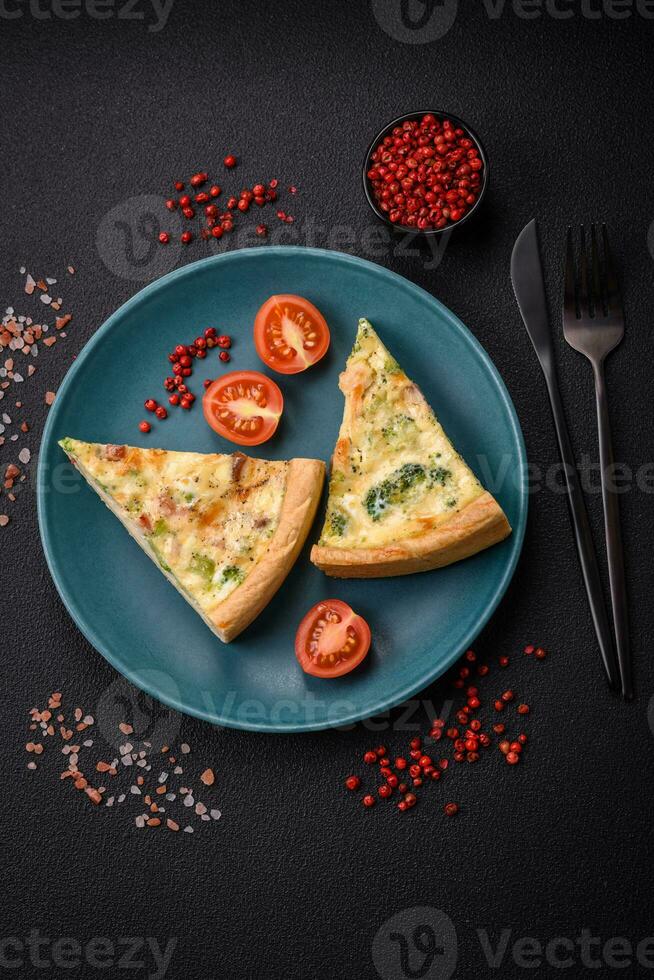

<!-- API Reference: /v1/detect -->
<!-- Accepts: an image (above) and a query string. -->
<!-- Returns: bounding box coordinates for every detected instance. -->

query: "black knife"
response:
[511,219,619,690]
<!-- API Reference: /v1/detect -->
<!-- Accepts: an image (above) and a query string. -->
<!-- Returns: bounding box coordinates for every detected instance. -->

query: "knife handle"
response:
[544,373,620,690]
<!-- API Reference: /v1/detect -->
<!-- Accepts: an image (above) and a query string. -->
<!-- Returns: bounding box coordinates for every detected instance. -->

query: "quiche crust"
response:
[311,490,510,578]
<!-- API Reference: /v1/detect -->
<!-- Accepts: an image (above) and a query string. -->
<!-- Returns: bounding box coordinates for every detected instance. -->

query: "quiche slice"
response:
[310,319,511,578]
[59,439,324,642]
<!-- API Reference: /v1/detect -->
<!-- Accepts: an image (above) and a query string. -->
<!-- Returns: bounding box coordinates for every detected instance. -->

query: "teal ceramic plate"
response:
[38,247,527,732]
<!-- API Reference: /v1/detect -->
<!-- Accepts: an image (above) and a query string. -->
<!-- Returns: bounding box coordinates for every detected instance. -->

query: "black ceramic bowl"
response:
[362,110,489,237]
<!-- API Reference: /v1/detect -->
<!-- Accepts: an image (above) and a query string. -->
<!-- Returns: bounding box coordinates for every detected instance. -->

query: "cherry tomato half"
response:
[254,294,330,375]
[202,370,283,447]
[295,599,371,678]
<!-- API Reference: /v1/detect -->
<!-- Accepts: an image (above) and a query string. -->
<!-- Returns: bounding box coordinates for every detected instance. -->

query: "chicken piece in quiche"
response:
[310,319,511,578]
[59,439,324,641]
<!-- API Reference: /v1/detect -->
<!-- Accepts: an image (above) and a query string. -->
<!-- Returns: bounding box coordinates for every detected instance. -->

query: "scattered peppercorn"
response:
[343,641,545,818]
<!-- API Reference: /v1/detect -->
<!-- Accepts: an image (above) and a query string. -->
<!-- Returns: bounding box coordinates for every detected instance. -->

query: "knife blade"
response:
[511,219,620,691]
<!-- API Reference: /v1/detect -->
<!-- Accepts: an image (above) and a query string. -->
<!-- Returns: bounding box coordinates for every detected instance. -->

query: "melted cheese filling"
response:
[61,440,287,614]
[319,320,483,549]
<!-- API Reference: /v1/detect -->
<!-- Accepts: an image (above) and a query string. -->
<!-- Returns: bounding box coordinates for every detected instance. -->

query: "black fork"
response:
[563,225,632,699]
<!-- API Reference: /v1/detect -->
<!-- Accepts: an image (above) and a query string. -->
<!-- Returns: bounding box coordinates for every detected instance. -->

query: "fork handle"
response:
[593,362,633,700]
[544,373,620,691]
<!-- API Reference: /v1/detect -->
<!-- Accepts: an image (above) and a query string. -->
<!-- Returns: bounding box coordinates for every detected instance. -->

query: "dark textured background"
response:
[2,2,654,978]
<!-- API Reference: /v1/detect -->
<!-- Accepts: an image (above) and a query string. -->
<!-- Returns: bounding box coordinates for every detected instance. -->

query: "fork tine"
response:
[602,224,623,316]
[564,227,577,318]
[590,224,603,317]
[579,225,590,318]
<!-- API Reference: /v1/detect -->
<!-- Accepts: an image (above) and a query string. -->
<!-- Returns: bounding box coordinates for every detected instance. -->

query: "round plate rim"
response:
[37,246,528,732]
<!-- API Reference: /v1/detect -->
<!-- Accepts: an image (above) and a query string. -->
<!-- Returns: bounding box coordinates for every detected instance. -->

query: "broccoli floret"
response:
[328,510,347,537]
[396,463,426,491]
[382,414,414,443]
[428,466,451,487]
[364,463,427,521]
[152,518,169,537]
[190,554,216,584]
[221,564,244,586]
